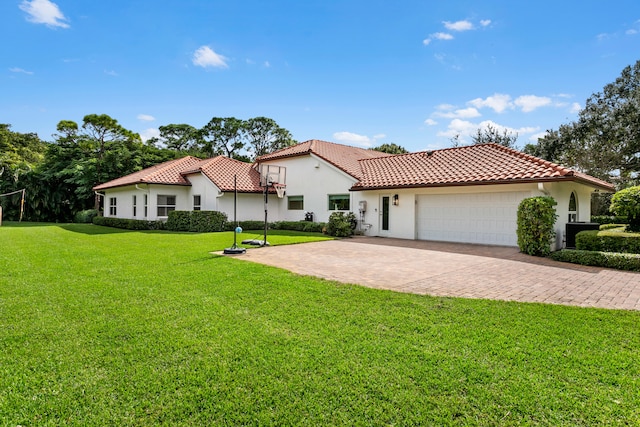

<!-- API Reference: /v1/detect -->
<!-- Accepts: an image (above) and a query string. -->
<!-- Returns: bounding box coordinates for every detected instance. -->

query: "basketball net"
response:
[273,184,286,199]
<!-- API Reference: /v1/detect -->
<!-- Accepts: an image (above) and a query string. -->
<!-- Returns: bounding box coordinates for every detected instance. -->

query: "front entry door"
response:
[380,195,390,234]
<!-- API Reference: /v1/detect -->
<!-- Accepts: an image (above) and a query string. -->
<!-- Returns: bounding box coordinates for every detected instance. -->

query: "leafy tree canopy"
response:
[370,143,408,154]
[524,60,640,187]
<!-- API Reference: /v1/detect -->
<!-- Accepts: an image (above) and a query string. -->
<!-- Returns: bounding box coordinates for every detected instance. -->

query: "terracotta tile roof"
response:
[182,156,264,193]
[352,143,615,192]
[93,155,265,193]
[93,156,202,190]
[256,139,393,179]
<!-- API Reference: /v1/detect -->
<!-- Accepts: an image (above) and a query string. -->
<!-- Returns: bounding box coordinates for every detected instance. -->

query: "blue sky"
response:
[2,1,639,152]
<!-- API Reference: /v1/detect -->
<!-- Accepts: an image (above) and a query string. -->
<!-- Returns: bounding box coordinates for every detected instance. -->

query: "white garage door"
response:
[416,192,530,246]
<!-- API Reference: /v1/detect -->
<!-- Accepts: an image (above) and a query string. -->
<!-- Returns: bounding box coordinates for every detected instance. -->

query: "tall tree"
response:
[199,117,246,159]
[155,124,201,152]
[471,124,518,148]
[525,60,640,187]
[245,117,296,160]
[370,143,408,154]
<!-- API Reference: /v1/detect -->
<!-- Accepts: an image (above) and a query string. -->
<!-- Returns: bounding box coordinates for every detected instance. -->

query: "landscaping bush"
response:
[516,196,558,256]
[590,215,628,225]
[550,249,640,272]
[74,209,99,223]
[575,229,640,254]
[325,212,357,237]
[609,185,640,232]
[599,223,625,231]
[223,220,265,231]
[92,216,166,230]
[166,210,227,232]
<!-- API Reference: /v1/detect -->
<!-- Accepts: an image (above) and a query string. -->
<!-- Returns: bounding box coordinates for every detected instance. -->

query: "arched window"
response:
[568,192,578,222]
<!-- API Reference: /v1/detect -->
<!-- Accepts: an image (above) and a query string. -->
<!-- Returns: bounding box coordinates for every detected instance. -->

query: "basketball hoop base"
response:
[223,246,246,255]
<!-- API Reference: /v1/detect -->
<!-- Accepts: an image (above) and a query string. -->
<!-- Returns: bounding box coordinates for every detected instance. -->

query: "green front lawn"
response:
[1,223,638,425]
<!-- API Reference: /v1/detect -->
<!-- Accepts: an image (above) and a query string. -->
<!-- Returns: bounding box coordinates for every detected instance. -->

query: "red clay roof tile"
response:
[352,143,615,191]
[256,139,393,179]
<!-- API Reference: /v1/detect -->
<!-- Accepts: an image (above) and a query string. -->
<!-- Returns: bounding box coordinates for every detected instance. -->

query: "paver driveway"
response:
[235,237,640,311]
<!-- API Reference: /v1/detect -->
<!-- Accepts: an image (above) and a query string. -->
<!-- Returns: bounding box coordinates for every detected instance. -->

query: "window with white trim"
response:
[328,194,350,211]
[132,195,137,217]
[288,195,304,210]
[193,195,201,211]
[109,197,117,216]
[157,195,176,217]
[568,192,578,222]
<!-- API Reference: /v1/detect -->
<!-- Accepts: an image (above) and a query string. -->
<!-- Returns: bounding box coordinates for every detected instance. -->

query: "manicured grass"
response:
[1,223,639,425]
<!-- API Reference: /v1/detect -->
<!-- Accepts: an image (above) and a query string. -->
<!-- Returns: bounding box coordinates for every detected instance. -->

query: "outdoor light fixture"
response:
[393,194,399,206]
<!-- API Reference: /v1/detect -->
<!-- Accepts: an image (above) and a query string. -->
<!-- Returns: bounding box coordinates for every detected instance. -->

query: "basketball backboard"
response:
[259,164,286,187]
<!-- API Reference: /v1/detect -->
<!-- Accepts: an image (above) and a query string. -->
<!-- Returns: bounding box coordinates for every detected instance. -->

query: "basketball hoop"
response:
[274,184,286,199]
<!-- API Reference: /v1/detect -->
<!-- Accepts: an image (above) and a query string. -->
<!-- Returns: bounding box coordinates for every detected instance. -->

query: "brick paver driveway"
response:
[235,237,640,311]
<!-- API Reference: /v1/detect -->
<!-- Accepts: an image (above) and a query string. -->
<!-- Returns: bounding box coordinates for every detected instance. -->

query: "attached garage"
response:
[416,191,531,246]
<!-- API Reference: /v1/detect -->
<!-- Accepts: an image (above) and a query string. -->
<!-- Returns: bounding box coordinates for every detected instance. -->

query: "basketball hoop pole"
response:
[263,181,269,247]
[223,175,246,255]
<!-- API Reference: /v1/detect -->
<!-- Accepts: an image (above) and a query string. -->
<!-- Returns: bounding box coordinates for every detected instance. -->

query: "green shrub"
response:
[516,196,558,256]
[599,223,625,231]
[224,220,265,231]
[326,212,357,237]
[590,215,628,225]
[550,249,640,272]
[92,216,166,230]
[610,185,640,232]
[74,209,99,223]
[575,229,640,254]
[166,210,227,233]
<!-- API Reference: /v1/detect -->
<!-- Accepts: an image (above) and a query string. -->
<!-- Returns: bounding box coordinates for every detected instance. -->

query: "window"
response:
[288,195,304,210]
[157,195,176,217]
[144,194,148,218]
[109,197,117,216]
[193,195,201,211]
[328,194,350,211]
[568,192,578,222]
[132,195,137,217]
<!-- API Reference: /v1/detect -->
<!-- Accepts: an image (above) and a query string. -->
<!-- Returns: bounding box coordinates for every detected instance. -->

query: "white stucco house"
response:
[94,140,614,249]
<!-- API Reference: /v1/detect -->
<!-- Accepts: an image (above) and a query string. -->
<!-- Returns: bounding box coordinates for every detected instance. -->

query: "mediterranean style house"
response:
[93,140,614,248]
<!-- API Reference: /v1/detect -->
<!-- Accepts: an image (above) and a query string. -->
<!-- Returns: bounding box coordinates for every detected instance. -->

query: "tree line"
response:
[0,115,296,222]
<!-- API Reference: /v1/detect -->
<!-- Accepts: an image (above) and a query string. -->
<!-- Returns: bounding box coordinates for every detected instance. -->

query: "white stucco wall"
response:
[260,155,359,223]
[355,181,598,249]
[102,184,191,220]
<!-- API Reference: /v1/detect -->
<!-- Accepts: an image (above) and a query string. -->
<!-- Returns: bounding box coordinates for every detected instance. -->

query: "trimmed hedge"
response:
[550,249,640,272]
[575,230,640,254]
[166,210,227,232]
[326,212,357,237]
[591,215,628,225]
[224,220,266,231]
[516,196,557,256]
[74,209,99,223]
[270,221,326,233]
[93,216,166,230]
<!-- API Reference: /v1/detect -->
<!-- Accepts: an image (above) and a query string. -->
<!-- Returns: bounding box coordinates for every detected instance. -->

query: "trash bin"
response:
[304,212,314,222]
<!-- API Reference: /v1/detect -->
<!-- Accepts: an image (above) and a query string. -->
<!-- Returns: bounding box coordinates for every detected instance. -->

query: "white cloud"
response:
[9,67,34,75]
[569,102,581,114]
[433,32,454,40]
[437,119,538,144]
[333,131,372,147]
[104,70,118,76]
[140,128,160,143]
[373,133,386,140]
[467,93,513,113]
[193,46,229,69]
[480,19,491,27]
[264,61,271,68]
[626,29,638,35]
[137,114,155,122]
[514,95,552,112]
[443,20,473,31]
[424,118,438,126]
[434,107,481,119]
[19,0,69,28]
[529,131,549,142]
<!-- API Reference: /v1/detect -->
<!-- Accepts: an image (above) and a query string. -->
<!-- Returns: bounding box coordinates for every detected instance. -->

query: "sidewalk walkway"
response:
[235,237,640,311]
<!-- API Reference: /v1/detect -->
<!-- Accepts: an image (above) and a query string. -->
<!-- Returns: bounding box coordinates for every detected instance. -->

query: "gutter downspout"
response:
[135,183,150,219]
